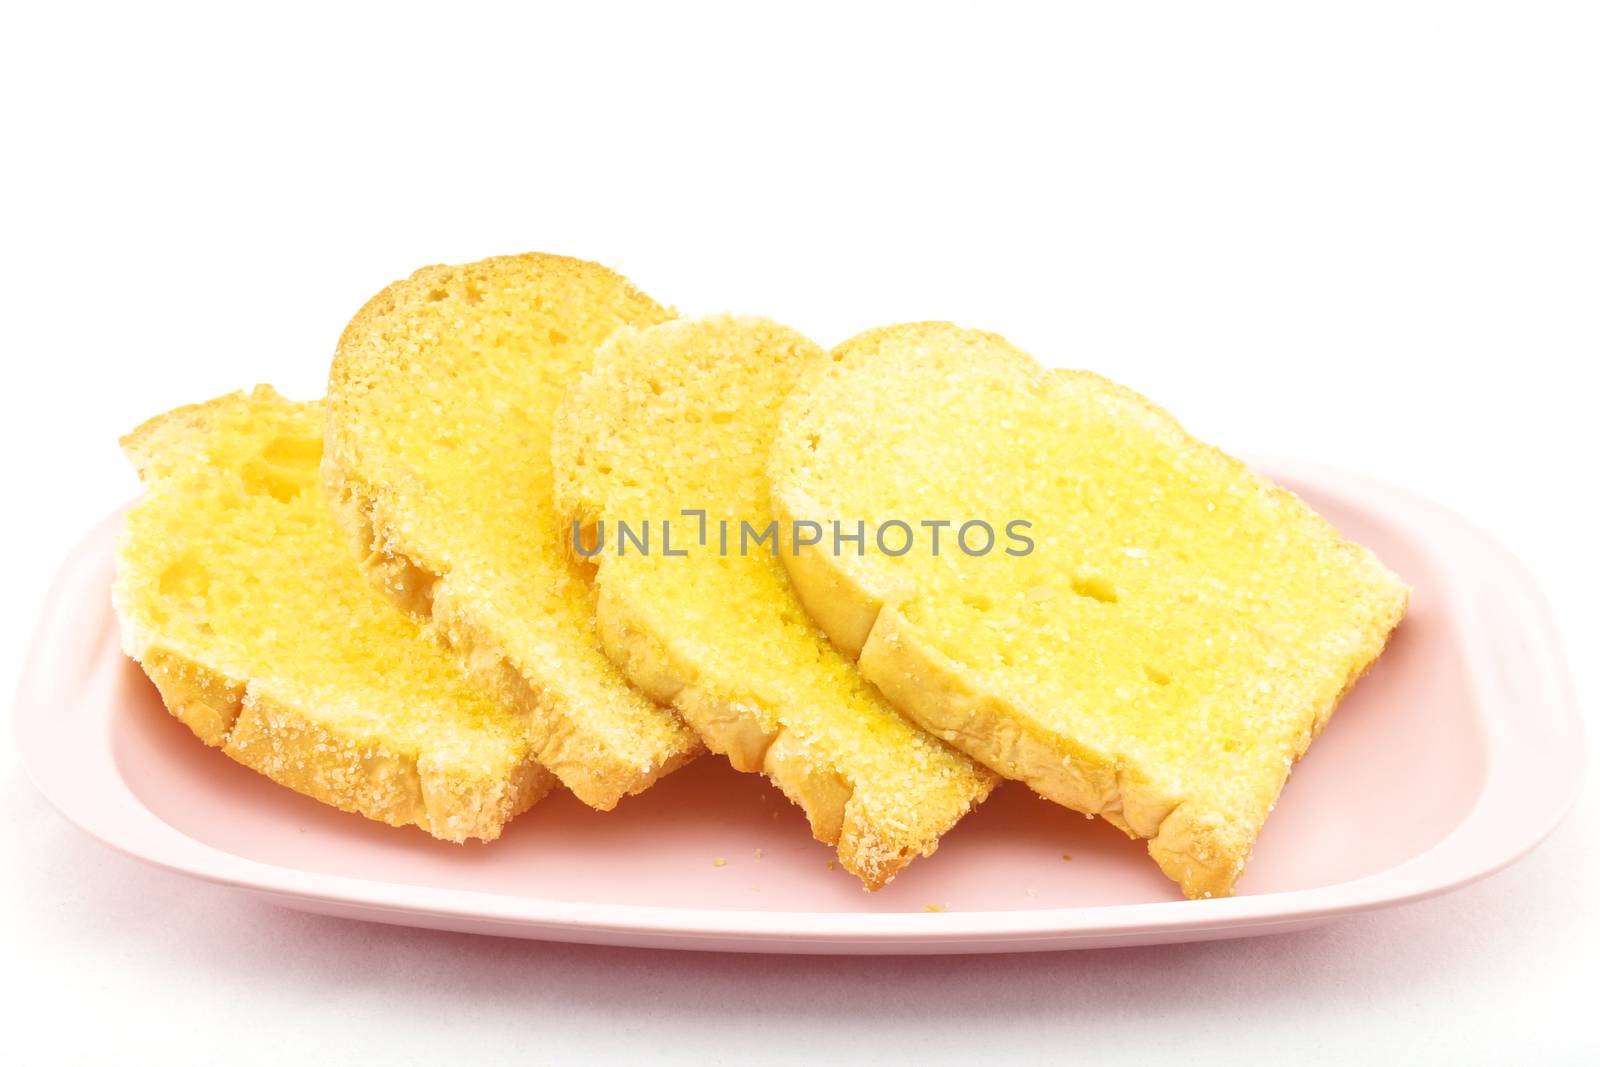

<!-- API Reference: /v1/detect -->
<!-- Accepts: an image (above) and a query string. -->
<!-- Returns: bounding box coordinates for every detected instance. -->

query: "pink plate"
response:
[13,460,1583,954]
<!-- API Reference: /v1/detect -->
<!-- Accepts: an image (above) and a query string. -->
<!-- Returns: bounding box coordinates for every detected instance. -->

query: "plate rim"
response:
[13,459,1585,952]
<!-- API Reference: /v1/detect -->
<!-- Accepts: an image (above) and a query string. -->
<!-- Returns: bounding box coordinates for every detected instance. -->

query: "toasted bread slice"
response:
[552,316,998,888]
[113,387,553,842]
[767,323,1409,898]
[324,253,702,809]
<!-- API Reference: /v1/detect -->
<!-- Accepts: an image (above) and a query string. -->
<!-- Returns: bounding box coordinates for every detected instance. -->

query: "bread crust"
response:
[591,566,993,889]
[124,637,550,841]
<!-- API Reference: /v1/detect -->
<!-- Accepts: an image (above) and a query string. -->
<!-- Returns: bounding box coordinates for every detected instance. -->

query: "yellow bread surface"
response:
[552,316,998,889]
[324,253,701,809]
[767,323,1409,898]
[113,387,553,842]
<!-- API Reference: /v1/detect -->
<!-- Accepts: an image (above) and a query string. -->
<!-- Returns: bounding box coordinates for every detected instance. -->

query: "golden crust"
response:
[592,557,995,889]
[127,642,550,841]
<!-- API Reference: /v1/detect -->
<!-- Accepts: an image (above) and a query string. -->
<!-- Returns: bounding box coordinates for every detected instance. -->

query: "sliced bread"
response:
[323,253,702,809]
[551,316,998,888]
[114,386,553,842]
[767,323,1409,898]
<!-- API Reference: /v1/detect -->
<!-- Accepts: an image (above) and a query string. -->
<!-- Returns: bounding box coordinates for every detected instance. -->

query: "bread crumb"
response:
[1061,852,1072,861]
[713,857,726,867]
[753,848,764,860]
[923,903,947,913]
[826,860,836,871]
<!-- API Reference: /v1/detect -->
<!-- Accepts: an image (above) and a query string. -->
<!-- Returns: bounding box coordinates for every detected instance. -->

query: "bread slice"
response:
[551,316,998,888]
[113,387,553,842]
[767,323,1409,898]
[324,253,702,810]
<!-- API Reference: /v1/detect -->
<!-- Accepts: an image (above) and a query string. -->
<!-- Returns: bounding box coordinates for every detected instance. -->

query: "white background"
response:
[2,2,1596,1062]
